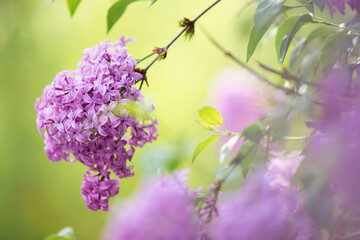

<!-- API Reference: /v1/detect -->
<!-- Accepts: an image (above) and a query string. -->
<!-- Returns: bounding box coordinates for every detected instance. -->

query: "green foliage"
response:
[290,26,331,72]
[247,0,286,62]
[276,16,299,60]
[304,176,332,228]
[192,135,220,163]
[107,0,140,33]
[278,14,313,68]
[198,121,215,131]
[66,0,82,17]
[232,141,259,178]
[44,227,76,240]
[150,0,158,6]
[320,31,349,68]
[219,135,240,165]
[241,120,263,143]
[198,106,223,127]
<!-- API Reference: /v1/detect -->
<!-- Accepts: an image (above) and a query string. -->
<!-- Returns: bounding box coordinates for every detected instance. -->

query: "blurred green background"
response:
[0,0,286,239]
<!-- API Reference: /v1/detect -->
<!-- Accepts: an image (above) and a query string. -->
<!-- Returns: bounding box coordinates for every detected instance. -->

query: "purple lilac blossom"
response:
[211,171,298,240]
[305,66,360,237]
[266,151,323,240]
[81,171,119,211]
[265,151,304,192]
[325,0,360,16]
[35,37,158,211]
[102,170,200,240]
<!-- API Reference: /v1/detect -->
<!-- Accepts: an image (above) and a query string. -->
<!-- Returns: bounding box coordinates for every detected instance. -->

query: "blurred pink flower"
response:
[102,170,200,240]
[208,67,284,133]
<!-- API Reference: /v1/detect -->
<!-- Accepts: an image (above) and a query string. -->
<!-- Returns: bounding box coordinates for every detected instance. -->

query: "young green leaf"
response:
[198,106,223,126]
[275,16,300,60]
[198,121,215,131]
[66,0,82,17]
[232,141,258,178]
[279,14,313,68]
[44,227,76,240]
[246,0,287,62]
[192,135,220,163]
[219,135,240,165]
[241,121,263,143]
[107,0,139,33]
[150,0,157,6]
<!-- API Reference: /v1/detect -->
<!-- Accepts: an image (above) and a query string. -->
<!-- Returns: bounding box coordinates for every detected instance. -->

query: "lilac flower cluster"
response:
[103,156,321,240]
[304,66,360,237]
[325,0,360,16]
[103,170,200,240]
[35,37,158,211]
[211,172,297,240]
[81,171,119,211]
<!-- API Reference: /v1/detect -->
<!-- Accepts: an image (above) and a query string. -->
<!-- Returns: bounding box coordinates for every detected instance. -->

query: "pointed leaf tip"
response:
[192,135,220,163]
[107,0,139,33]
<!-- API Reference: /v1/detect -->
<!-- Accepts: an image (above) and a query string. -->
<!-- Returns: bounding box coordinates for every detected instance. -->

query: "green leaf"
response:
[232,141,258,178]
[192,135,220,163]
[107,0,139,33]
[246,0,287,62]
[150,0,157,6]
[279,14,313,68]
[66,0,82,16]
[304,177,332,228]
[298,50,319,82]
[320,31,348,68]
[219,135,240,165]
[275,16,300,60]
[198,106,223,126]
[289,26,331,71]
[198,121,215,131]
[44,227,76,240]
[241,121,263,143]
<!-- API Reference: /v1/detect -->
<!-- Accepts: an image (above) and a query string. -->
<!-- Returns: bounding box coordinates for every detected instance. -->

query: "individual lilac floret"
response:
[81,171,119,211]
[211,172,297,240]
[102,170,200,240]
[35,37,158,210]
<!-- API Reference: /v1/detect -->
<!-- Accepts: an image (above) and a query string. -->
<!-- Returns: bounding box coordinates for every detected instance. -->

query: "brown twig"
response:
[138,0,222,89]
[200,27,295,94]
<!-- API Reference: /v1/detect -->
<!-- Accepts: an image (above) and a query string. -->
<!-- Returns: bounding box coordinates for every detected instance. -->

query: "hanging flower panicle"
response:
[35,37,158,211]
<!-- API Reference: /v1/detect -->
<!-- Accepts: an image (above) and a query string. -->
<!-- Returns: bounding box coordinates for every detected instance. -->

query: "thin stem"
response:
[143,0,222,73]
[312,17,360,34]
[207,144,255,221]
[284,136,309,141]
[136,52,156,64]
[200,27,295,94]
